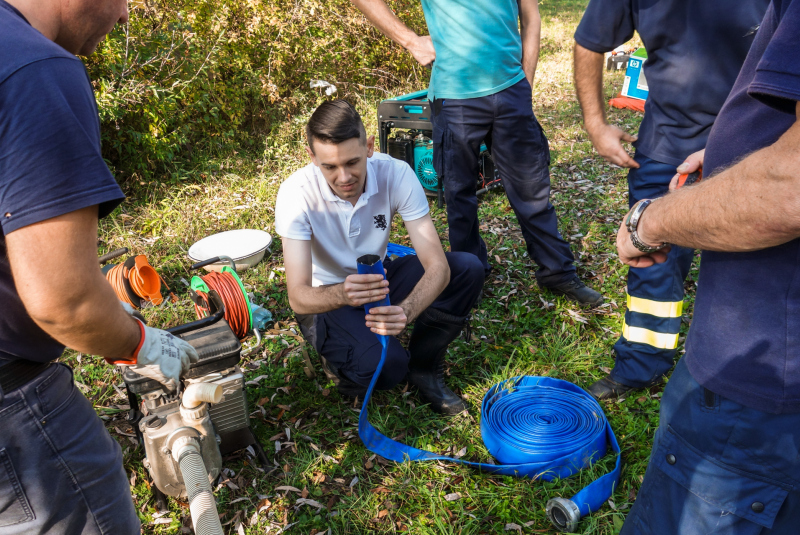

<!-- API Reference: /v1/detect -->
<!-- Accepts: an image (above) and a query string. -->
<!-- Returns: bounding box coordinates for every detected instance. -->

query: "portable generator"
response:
[123,291,269,532]
[386,131,438,192]
[378,89,501,207]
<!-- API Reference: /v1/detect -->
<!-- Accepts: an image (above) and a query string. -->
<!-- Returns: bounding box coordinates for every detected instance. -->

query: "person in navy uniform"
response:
[0,1,198,533]
[573,0,768,400]
[615,1,800,531]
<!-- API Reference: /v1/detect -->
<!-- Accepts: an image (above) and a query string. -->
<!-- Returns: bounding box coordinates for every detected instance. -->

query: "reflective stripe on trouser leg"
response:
[626,293,683,319]
[621,293,683,350]
[621,317,680,350]
[611,296,685,386]
[609,152,694,387]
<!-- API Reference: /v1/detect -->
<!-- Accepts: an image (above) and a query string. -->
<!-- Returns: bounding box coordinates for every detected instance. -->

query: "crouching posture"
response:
[275,100,484,414]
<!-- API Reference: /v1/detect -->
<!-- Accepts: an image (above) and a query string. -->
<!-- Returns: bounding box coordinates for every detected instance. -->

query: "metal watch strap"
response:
[627,200,668,253]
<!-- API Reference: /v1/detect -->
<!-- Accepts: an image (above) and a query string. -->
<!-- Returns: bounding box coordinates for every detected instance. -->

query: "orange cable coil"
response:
[193,271,251,339]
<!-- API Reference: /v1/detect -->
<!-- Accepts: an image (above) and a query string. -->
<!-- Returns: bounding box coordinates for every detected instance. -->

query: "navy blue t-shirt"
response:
[575,0,768,167]
[685,0,800,414]
[0,1,125,363]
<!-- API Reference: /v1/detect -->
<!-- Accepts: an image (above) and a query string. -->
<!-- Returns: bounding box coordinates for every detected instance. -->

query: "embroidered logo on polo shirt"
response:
[374,214,387,230]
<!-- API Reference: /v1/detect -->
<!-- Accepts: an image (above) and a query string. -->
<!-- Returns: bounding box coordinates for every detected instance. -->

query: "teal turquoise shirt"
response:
[420,0,526,100]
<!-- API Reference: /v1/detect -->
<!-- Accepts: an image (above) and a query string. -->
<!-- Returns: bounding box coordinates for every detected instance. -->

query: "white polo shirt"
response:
[275,152,429,286]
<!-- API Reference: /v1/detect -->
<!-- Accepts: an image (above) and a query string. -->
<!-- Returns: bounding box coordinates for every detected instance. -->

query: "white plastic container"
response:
[188,229,272,272]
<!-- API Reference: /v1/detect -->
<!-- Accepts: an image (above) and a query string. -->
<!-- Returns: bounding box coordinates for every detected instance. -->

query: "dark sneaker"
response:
[587,375,663,401]
[545,276,604,306]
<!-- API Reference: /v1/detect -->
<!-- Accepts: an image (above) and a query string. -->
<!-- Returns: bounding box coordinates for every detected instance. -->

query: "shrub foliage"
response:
[85,0,428,182]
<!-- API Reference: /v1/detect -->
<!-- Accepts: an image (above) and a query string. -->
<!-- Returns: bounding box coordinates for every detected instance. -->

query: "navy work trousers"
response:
[621,358,800,534]
[298,252,484,389]
[430,78,575,286]
[611,152,694,387]
[0,361,140,534]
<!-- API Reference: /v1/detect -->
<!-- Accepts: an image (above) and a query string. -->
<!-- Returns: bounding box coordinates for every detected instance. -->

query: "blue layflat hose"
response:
[356,255,621,531]
[386,242,416,258]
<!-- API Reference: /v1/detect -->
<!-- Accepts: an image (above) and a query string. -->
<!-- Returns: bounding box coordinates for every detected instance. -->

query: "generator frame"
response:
[377,90,444,207]
[378,89,502,209]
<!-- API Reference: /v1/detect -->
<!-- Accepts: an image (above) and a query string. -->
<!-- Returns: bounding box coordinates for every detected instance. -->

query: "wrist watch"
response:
[625,200,668,253]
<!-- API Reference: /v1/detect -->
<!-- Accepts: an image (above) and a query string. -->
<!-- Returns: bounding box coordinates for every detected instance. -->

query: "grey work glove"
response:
[128,322,199,391]
[112,305,199,391]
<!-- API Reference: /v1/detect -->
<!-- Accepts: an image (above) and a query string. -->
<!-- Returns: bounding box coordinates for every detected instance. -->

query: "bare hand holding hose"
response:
[340,273,390,307]
[365,305,409,336]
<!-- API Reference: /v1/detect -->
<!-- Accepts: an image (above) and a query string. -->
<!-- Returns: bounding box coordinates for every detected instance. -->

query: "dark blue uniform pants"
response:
[0,362,140,534]
[611,152,694,387]
[431,78,575,286]
[621,358,800,534]
[300,252,484,389]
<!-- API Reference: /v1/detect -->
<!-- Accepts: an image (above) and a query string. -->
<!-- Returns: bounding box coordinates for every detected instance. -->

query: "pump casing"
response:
[139,400,223,497]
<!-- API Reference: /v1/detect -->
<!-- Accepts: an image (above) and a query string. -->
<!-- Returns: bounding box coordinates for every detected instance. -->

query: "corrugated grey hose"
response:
[176,441,224,535]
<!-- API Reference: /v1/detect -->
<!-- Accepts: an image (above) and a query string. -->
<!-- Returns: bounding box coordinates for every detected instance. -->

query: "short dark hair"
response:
[306,100,366,153]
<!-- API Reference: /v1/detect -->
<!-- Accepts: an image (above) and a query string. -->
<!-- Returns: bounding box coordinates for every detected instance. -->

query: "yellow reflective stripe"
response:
[622,320,679,350]
[626,294,683,318]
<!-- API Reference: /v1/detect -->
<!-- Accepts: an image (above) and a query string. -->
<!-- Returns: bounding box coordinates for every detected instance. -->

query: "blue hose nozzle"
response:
[356,254,391,315]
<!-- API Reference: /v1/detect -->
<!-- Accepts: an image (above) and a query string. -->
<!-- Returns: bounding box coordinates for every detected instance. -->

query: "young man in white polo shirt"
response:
[275,100,484,415]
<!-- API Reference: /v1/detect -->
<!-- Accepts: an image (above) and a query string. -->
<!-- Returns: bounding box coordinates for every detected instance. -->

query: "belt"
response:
[0,359,52,394]
[359,337,621,532]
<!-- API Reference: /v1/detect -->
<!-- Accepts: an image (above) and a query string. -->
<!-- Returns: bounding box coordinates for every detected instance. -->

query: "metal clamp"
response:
[241,327,262,358]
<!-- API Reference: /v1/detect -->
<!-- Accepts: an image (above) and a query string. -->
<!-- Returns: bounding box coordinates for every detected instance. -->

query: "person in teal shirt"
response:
[351,0,602,305]
[421,0,525,100]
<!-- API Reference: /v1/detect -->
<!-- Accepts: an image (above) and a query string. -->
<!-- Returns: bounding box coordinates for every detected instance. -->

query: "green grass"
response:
[59,1,698,533]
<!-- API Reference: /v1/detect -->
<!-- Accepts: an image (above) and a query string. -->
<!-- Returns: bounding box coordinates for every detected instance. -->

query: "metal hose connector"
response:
[174,439,224,535]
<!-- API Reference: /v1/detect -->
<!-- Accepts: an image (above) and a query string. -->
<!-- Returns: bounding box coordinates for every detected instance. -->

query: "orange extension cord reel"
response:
[100,247,174,308]
[189,256,254,340]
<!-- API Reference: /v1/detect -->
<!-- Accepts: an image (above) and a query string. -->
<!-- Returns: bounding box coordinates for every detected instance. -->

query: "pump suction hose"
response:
[172,383,224,535]
[173,439,224,535]
[182,382,223,408]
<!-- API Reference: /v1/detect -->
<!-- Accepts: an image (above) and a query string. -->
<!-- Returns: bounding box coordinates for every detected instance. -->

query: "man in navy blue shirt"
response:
[616,1,800,531]
[0,1,198,533]
[573,0,768,400]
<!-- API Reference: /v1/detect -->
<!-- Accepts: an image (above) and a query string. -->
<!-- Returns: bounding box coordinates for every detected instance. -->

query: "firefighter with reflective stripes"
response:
[616,2,800,529]
[572,0,768,399]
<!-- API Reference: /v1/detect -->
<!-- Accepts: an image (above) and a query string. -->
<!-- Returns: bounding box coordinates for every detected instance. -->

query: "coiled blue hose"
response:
[355,254,620,531]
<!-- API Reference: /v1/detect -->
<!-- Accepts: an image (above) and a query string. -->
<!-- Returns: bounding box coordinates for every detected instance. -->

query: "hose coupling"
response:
[546,497,581,532]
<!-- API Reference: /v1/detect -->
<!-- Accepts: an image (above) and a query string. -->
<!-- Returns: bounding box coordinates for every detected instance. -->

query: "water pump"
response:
[123,291,269,534]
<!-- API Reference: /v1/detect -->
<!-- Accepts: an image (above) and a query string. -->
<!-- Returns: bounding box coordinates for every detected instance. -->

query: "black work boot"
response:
[545,275,604,306]
[406,308,469,415]
[319,355,366,400]
[587,375,663,401]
